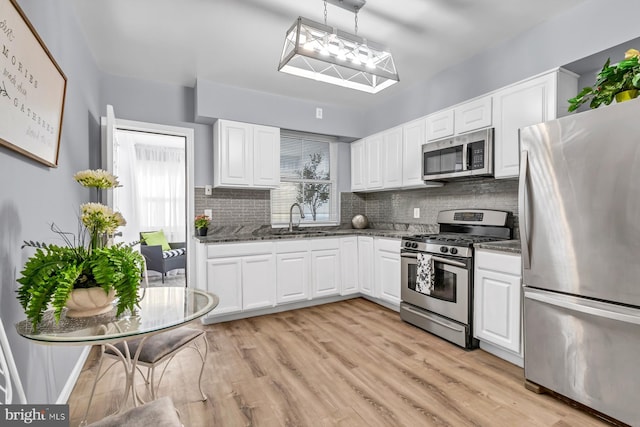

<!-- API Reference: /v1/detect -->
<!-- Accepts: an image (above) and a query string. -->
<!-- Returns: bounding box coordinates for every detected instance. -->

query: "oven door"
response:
[401,251,470,325]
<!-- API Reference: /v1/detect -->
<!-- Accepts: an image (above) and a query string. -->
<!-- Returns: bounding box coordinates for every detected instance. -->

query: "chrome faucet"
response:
[288,203,305,232]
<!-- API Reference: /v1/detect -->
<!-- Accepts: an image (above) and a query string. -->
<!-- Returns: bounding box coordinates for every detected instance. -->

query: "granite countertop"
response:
[474,239,521,254]
[195,223,438,244]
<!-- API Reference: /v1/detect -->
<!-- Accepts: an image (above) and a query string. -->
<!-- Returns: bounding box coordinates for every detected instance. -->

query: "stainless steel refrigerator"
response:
[519,99,640,426]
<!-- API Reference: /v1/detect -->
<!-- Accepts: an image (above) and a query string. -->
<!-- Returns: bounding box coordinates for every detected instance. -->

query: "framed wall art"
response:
[0,0,67,167]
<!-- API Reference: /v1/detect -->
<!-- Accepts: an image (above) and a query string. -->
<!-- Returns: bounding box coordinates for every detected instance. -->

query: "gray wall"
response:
[0,0,101,404]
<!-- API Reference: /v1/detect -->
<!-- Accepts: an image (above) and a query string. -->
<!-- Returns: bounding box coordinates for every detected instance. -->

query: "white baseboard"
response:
[479,340,524,368]
[57,346,91,404]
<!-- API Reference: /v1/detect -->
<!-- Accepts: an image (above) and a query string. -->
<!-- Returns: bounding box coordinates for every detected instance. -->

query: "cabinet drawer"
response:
[311,238,340,251]
[475,249,521,276]
[207,241,274,258]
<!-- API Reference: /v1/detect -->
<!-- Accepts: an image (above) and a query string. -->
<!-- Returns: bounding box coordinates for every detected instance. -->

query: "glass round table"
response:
[15,287,218,425]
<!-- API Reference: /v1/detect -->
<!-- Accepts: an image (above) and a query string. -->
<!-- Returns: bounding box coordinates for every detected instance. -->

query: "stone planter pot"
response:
[65,287,116,318]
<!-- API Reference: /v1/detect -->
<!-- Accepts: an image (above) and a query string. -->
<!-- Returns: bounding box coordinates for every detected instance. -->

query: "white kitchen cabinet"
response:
[339,237,359,295]
[205,257,243,315]
[402,117,427,188]
[454,96,492,134]
[276,240,311,304]
[357,236,375,296]
[375,238,401,306]
[213,119,280,188]
[426,109,454,141]
[365,133,384,190]
[474,249,522,361]
[350,139,366,191]
[382,126,403,189]
[242,254,277,310]
[197,242,276,318]
[311,239,341,298]
[492,68,578,178]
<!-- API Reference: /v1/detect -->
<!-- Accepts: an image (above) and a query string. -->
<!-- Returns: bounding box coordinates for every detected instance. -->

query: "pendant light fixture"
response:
[278,0,399,94]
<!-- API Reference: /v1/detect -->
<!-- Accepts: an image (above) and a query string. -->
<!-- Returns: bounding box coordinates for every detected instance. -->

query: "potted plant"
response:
[17,169,145,329]
[568,48,640,112]
[194,214,210,236]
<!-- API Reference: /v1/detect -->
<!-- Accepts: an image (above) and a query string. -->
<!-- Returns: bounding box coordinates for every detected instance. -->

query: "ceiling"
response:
[70,0,586,109]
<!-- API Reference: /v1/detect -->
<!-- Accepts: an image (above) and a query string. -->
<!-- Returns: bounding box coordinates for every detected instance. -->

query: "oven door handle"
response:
[431,256,466,268]
[401,252,466,268]
[402,305,465,333]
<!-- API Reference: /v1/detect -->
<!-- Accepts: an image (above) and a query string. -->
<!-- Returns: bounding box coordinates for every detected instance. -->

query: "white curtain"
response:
[114,131,186,244]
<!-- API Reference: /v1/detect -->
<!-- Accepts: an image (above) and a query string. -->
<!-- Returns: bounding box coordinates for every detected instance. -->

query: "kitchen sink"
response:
[274,230,330,235]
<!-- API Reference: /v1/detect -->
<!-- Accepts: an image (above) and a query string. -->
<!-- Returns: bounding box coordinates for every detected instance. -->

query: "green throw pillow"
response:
[141,230,171,251]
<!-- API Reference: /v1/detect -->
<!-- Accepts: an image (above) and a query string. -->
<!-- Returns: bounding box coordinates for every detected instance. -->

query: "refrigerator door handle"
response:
[518,149,530,269]
[525,290,640,325]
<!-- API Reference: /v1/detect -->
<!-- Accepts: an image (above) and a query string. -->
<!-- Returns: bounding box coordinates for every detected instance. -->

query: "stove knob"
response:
[404,242,411,248]
[440,246,448,253]
[450,247,458,255]
[412,242,418,249]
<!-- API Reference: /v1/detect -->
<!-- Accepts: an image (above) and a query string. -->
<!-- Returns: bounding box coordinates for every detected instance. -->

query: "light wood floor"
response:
[68,298,614,426]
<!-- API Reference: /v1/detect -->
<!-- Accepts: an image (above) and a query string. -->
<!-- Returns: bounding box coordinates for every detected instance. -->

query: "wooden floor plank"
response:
[67,298,615,427]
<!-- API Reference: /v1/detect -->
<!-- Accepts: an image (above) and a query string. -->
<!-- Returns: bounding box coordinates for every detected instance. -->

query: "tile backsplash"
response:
[196,177,519,237]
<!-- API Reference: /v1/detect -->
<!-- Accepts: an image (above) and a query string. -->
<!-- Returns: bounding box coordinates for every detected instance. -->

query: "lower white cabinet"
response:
[311,239,341,298]
[199,242,276,317]
[375,238,401,305]
[474,249,522,362]
[339,237,359,295]
[357,236,375,296]
[276,241,311,304]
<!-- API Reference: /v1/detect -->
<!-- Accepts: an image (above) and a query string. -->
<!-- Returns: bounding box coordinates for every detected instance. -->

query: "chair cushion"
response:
[141,230,171,251]
[106,327,204,364]
[162,248,186,259]
[87,396,181,427]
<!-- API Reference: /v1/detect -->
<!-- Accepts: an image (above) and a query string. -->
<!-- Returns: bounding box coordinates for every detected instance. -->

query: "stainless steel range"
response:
[400,209,511,349]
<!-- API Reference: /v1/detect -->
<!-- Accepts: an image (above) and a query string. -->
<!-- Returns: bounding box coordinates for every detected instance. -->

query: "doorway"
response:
[102,105,195,287]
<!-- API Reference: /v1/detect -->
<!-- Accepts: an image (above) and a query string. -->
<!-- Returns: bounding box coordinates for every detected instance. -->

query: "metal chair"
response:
[86,396,182,427]
[0,317,27,405]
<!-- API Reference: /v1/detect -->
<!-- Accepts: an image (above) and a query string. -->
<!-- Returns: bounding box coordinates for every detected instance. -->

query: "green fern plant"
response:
[17,240,144,330]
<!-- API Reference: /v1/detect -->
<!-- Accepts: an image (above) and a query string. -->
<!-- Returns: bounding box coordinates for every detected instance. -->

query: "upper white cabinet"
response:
[492,68,578,179]
[213,119,280,188]
[351,124,441,192]
[426,96,492,141]
[382,126,403,189]
[474,249,523,365]
[426,109,454,141]
[454,96,492,134]
[402,118,427,188]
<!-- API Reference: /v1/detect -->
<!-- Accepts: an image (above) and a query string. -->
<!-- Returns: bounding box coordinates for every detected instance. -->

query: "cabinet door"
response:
[206,257,242,314]
[214,120,252,187]
[357,236,375,296]
[426,109,454,141]
[375,239,401,305]
[402,118,426,187]
[474,250,522,354]
[365,134,384,190]
[492,73,556,178]
[350,139,366,191]
[311,248,340,298]
[242,254,276,310]
[339,237,359,295]
[252,125,280,188]
[276,251,310,303]
[383,127,403,189]
[454,96,492,134]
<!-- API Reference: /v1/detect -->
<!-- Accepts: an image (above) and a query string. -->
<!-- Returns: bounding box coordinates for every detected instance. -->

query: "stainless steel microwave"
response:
[422,128,494,181]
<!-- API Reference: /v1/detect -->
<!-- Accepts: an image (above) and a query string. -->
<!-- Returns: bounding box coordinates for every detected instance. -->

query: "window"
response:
[271,131,338,226]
